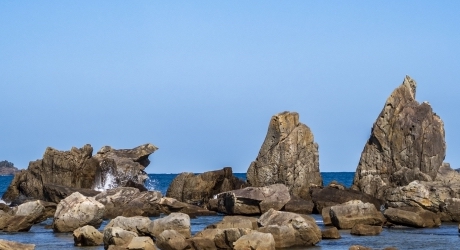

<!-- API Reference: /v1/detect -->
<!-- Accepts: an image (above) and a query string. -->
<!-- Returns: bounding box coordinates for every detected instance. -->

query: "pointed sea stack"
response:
[247,111,322,199]
[351,76,446,199]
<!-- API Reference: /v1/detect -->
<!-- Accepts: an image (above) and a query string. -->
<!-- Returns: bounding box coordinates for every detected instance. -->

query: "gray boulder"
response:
[73,225,104,246]
[247,111,322,199]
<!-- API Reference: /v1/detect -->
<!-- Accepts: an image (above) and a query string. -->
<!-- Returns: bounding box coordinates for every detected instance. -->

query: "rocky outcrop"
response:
[212,184,291,215]
[283,196,315,214]
[166,167,247,207]
[73,225,104,246]
[44,183,100,203]
[329,200,385,229]
[1,200,54,232]
[53,192,105,233]
[157,197,217,217]
[247,111,322,199]
[0,160,19,175]
[257,209,321,248]
[2,143,158,203]
[352,76,446,199]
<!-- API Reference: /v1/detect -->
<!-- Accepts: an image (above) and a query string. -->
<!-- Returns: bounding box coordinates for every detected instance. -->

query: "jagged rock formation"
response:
[246,111,322,199]
[352,76,446,199]
[2,143,157,203]
[166,167,247,207]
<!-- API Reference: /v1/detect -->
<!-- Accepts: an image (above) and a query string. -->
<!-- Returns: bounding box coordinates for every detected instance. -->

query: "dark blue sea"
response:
[0,172,458,250]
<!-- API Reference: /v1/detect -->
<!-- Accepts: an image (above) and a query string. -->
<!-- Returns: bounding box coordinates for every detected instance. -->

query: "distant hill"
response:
[0,160,19,175]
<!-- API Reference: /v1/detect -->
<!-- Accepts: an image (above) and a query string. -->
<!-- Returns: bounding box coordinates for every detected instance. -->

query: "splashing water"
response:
[144,175,158,191]
[94,172,117,191]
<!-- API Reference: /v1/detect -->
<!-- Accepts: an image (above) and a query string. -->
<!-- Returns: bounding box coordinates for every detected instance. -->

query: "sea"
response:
[0,172,459,250]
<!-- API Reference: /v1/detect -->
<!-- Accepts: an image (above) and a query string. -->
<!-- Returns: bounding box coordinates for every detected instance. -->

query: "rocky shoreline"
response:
[1,76,459,250]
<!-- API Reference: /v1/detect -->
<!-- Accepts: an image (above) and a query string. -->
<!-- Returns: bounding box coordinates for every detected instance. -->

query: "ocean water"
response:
[0,173,458,250]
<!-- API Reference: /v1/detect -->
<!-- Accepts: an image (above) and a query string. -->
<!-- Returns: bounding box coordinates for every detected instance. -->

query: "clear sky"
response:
[1,1,459,173]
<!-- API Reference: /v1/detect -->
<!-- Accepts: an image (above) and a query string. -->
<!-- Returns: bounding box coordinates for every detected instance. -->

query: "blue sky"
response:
[1,1,459,173]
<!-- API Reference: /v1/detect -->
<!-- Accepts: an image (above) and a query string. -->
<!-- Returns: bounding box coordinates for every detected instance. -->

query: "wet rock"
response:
[350,224,382,236]
[156,230,190,250]
[383,207,440,228]
[0,239,35,250]
[330,200,385,229]
[53,192,105,233]
[73,225,104,246]
[352,76,446,199]
[247,111,322,199]
[166,167,247,207]
[257,209,321,248]
[233,231,276,250]
[321,227,341,239]
[213,184,291,215]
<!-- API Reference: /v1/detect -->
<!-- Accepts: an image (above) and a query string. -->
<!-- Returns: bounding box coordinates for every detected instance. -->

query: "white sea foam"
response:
[144,176,158,191]
[94,172,117,191]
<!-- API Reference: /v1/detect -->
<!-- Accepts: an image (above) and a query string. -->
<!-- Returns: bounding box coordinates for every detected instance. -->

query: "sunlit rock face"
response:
[2,143,157,203]
[351,76,446,199]
[247,111,322,199]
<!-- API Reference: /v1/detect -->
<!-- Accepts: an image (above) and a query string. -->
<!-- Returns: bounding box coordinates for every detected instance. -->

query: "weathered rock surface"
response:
[126,237,157,250]
[350,224,382,236]
[43,183,100,204]
[0,161,19,175]
[321,227,341,239]
[212,184,291,215]
[2,143,158,203]
[190,228,252,249]
[283,196,315,214]
[105,216,152,236]
[95,188,162,219]
[257,209,321,248]
[1,200,53,232]
[103,226,138,249]
[233,231,276,250]
[311,187,384,214]
[352,76,446,199]
[322,206,332,226]
[53,192,105,233]
[156,230,190,250]
[157,197,216,217]
[330,200,385,229]
[0,239,35,250]
[206,216,258,230]
[73,225,104,246]
[383,207,440,228]
[166,167,247,207]
[149,212,191,239]
[247,111,322,199]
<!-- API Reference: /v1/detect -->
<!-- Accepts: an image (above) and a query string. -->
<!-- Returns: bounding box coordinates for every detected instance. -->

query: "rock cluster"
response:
[2,143,157,204]
[247,111,322,199]
[352,76,446,199]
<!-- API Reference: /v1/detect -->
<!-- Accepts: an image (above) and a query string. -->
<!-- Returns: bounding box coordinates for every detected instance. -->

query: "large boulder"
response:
[321,227,341,239]
[212,184,291,215]
[329,200,385,229]
[156,230,190,250]
[350,224,382,236]
[2,200,52,232]
[94,188,162,219]
[53,192,105,233]
[352,76,446,199]
[105,216,152,236]
[126,237,157,250]
[190,228,253,249]
[383,207,440,228]
[166,167,247,207]
[103,226,138,249]
[149,213,191,239]
[157,197,216,217]
[2,143,158,203]
[257,209,321,248]
[206,216,258,230]
[43,183,100,203]
[247,111,322,199]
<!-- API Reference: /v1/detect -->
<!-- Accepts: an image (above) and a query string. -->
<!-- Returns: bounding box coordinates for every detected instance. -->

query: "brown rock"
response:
[213,184,291,215]
[352,76,446,199]
[329,200,385,229]
[157,197,216,217]
[43,183,100,203]
[321,227,341,239]
[206,215,258,230]
[103,226,138,249]
[73,225,104,246]
[156,230,190,250]
[247,111,322,199]
[349,245,373,250]
[350,224,382,236]
[166,167,247,207]
[233,231,276,250]
[322,206,332,225]
[0,239,35,250]
[148,212,191,239]
[384,207,440,228]
[126,237,157,250]
[283,196,314,214]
